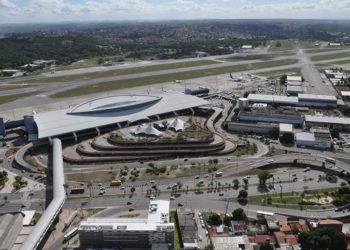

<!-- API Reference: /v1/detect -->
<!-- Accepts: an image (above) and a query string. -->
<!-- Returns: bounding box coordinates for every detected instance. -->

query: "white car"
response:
[150,195,155,200]
[170,196,175,200]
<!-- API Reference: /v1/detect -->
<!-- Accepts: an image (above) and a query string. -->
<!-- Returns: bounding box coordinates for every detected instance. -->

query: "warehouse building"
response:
[247,94,298,106]
[279,123,294,137]
[287,76,302,82]
[295,130,332,149]
[305,115,350,131]
[226,122,279,135]
[298,94,337,108]
[247,94,338,108]
[286,85,303,95]
[238,111,303,126]
[78,200,174,249]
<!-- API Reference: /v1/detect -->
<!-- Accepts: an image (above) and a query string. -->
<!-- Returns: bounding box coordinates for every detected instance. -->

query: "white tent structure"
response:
[168,117,185,132]
[132,124,162,136]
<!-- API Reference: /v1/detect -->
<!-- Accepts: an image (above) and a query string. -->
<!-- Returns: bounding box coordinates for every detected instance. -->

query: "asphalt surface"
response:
[1,44,350,114]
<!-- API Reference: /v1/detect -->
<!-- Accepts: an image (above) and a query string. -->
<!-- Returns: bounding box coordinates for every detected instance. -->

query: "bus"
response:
[63,227,78,242]
[110,180,122,187]
[325,157,336,164]
[256,210,274,217]
[70,187,85,194]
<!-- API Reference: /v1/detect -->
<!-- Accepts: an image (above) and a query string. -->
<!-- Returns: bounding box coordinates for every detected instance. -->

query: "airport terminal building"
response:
[23,92,209,141]
[78,200,174,249]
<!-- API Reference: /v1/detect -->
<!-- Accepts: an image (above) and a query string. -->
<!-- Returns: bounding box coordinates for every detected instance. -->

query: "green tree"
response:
[231,208,247,221]
[238,189,248,200]
[258,170,271,186]
[299,228,347,250]
[232,179,240,189]
[260,243,274,250]
[280,74,287,85]
[208,213,222,226]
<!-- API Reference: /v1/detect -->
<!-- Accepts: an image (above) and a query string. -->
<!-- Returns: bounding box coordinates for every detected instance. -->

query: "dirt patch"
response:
[65,171,115,183]
[5,148,18,157]
[303,196,333,205]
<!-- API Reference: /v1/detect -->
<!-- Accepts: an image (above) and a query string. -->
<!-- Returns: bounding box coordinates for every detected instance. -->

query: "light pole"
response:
[280,185,283,200]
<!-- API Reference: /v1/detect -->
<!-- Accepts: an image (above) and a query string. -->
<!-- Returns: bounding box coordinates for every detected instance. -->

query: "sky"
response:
[1,0,350,23]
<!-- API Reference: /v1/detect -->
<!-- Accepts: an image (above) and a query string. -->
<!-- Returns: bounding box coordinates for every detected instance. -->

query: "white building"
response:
[241,45,253,49]
[287,76,302,82]
[24,92,209,141]
[279,123,293,136]
[247,93,337,108]
[305,115,350,130]
[295,131,332,149]
[286,85,303,95]
[329,42,342,47]
[79,200,174,248]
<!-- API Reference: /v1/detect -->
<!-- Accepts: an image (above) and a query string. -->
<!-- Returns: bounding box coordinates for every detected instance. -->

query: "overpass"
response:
[20,138,65,250]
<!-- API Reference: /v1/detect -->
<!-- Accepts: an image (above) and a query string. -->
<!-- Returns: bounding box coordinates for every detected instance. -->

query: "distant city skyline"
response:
[1,0,350,23]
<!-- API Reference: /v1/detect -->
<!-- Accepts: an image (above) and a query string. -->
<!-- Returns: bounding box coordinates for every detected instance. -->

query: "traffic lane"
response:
[66,169,342,201]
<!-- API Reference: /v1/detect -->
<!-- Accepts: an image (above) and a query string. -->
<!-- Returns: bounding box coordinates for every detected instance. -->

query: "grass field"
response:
[26,60,221,84]
[257,67,301,77]
[299,41,319,49]
[0,85,33,91]
[51,58,298,98]
[268,40,295,52]
[223,54,275,61]
[310,51,350,61]
[318,59,350,65]
[53,57,106,71]
[245,187,337,210]
[305,45,350,54]
[0,91,41,105]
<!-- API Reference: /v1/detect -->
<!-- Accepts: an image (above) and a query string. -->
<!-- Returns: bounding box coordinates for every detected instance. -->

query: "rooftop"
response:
[295,132,315,142]
[319,219,343,225]
[287,76,302,82]
[298,94,337,102]
[33,92,209,139]
[68,95,161,114]
[286,85,303,93]
[305,115,350,125]
[79,200,173,232]
[247,94,298,105]
[279,123,293,133]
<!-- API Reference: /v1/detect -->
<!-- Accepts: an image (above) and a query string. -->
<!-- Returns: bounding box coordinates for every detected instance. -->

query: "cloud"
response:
[1,0,350,23]
[0,0,16,8]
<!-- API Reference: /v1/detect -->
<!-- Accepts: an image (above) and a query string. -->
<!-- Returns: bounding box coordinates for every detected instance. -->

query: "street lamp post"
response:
[280,185,283,200]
